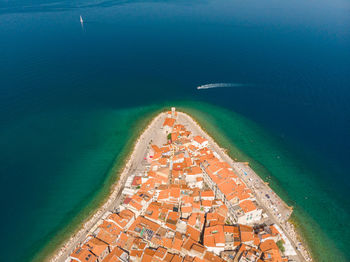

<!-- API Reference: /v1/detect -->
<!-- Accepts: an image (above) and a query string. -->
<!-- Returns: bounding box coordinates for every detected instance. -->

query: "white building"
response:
[192,136,209,148]
[236,200,262,224]
[163,117,175,134]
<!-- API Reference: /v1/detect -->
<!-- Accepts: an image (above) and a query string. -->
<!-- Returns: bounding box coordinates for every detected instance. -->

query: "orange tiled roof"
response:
[201,190,214,198]
[260,240,283,262]
[181,206,193,213]
[193,136,207,144]
[173,237,184,251]
[239,200,257,213]
[101,246,126,262]
[163,118,175,127]
[270,225,280,236]
[203,251,225,262]
[154,247,167,259]
[186,225,201,242]
[204,225,225,247]
[201,200,212,207]
[241,231,254,243]
[260,239,279,252]
[223,225,239,234]
[129,216,160,236]
[96,226,119,246]
[83,237,109,257]
[70,247,97,262]
[130,250,143,259]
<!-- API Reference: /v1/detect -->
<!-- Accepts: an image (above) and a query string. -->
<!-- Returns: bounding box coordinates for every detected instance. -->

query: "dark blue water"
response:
[0,0,349,261]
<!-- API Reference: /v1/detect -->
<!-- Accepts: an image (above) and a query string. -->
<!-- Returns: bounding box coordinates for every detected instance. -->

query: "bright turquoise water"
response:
[0,0,349,261]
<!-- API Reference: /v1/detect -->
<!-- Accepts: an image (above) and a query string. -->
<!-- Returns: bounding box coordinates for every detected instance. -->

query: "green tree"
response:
[276,240,285,253]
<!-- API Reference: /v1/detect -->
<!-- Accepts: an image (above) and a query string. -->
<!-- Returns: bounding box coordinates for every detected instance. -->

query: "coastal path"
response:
[52,113,168,262]
[177,112,311,261]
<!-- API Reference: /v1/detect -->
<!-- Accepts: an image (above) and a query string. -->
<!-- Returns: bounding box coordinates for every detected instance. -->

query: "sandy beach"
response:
[50,110,312,262]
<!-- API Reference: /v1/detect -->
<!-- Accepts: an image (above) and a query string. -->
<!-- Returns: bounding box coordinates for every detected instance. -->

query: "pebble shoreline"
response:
[50,111,312,262]
[49,113,166,262]
[178,112,312,261]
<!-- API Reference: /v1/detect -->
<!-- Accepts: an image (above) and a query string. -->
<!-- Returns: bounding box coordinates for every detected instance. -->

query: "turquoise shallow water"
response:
[12,101,346,262]
[0,0,349,261]
[0,106,156,261]
[176,102,349,261]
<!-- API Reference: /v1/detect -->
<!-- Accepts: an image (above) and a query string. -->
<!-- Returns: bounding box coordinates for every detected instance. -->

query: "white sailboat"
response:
[80,15,84,26]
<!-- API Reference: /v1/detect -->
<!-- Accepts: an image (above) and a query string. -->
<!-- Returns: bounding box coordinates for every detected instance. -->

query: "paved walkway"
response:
[52,111,311,262]
[177,112,311,261]
[51,113,167,262]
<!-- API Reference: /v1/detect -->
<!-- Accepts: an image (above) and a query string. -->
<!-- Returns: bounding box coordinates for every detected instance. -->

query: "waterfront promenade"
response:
[176,112,311,261]
[51,110,311,262]
[50,113,168,262]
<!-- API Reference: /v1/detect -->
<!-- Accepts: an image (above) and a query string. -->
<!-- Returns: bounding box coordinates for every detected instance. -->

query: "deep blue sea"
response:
[0,0,349,261]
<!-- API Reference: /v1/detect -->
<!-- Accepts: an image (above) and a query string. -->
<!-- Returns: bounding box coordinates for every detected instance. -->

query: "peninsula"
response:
[52,108,311,262]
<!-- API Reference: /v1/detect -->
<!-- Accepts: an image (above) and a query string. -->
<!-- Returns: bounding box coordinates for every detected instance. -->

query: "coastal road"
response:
[53,111,309,262]
[52,114,167,262]
[177,112,309,262]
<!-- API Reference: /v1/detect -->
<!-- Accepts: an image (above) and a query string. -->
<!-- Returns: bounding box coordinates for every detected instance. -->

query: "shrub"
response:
[276,240,285,253]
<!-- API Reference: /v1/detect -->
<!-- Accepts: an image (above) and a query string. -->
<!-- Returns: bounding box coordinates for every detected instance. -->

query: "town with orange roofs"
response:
[64,108,311,262]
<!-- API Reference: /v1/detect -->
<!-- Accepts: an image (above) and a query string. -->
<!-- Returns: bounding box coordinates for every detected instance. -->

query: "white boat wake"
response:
[197,83,248,90]
[80,15,85,31]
